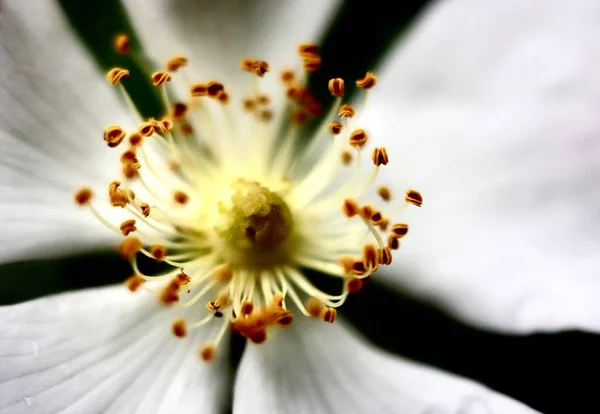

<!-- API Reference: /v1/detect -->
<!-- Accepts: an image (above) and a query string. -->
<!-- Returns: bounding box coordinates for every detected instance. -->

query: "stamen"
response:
[338,103,355,119]
[151,71,172,87]
[166,55,188,72]
[377,186,391,201]
[172,318,187,337]
[106,67,130,86]
[328,121,343,135]
[74,187,93,206]
[104,125,127,148]
[126,274,144,292]
[387,235,400,250]
[328,78,345,97]
[120,237,142,259]
[320,307,336,323]
[405,189,423,207]
[306,297,323,317]
[173,190,189,205]
[199,344,216,362]
[356,72,377,89]
[150,244,167,261]
[371,147,389,166]
[120,219,137,236]
[349,129,368,147]
[390,223,409,238]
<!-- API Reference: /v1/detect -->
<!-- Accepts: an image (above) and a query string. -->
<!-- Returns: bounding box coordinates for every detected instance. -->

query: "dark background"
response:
[2,1,598,412]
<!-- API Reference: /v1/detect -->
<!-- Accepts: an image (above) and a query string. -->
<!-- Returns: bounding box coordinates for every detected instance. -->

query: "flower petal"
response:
[0,0,136,263]
[120,0,340,102]
[233,318,537,414]
[364,0,600,332]
[0,285,228,413]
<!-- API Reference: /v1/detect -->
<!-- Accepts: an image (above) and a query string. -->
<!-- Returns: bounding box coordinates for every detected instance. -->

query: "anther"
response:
[218,91,230,104]
[120,237,142,259]
[339,256,355,273]
[280,69,295,85]
[379,247,393,265]
[140,203,150,218]
[338,103,355,118]
[372,147,389,166]
[120,147,138,164]
[241,301,254,316]
[260,110,273,122]
[356,72,377,89]
[257,94,270,105]
[320,307,337,323]
[390,223,409,238]
[104,125,126,148]
[239,58,256,72]
[110,189,129,208]
[199,344,216,362]
[276,310,293,327]
[122,162,140,179]
[126,274,144,292]
[206,81,225,98]
[306,298,323,318]
[328,121,343,135]
[359,204,375,220]
[328,78,345,97]
[172,103,188,119]
[158,118,174,134]
[248,330,267,344]
[377,218,390,232]
[151,71,172,86]
[346,277,364,294]
[166,55,188,72]
[138,121,156,137]
[243,98,256,111]
[172,318,187,337]
[252,60,269,77]
[377,186,391,201]
[119,219,136,236]
[181,122,194,136]
[214,266,233,283]
[106,67,130,85]
[370,210,383,224]
[113,33,130,54]
[173,190,189,205]
[341,151,353,165]
[74,187,93,206]
[176,271,191,285]
[302,55,322,71]
[206,300,221,312]
[150,245,167,261]
[349,129,368,147]
[191,83,208,96]
[363,243,378,269]
[342,198,359,217]
[298,43,319,56]
[129,132,143,146]
[272,293,285,307]
[405,189,423,207]
[387,235,400,250]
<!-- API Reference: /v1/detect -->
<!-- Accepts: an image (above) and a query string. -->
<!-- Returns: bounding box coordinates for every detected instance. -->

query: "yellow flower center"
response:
[74,34,422,362]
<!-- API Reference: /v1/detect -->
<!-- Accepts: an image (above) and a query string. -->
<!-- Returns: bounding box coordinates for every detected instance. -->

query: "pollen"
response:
[77,40,420,359]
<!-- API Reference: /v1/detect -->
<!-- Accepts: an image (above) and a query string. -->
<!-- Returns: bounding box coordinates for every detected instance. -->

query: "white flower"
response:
[1,0,598,412]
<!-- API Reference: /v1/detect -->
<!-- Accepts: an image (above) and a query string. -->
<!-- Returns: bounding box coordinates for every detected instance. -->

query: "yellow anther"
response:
[120,237,142,259]
[328,121,343,135]
[129,132,143,147]
[405,189,423,207]
[257,94,270,105]
[206,81,225,98]
[241,301,254,316]
[150,244,167,261]
[173,190,189,205]
[243,98,256,112]
[181,122,194,136]
[356,71,377,89]
[306,298,323,318]
[113,33,130,55]
[363,243,378,270]
[138,121,156,137]
[371,147,389,166]
[272,292,285,307]
[140,203,150,218]
[377,218,390,232]
[339,255,355,273]
[104,125,126,148]
[253,60,269,77]
[390,223,409,238]
[125,274,144,292]
[74,187,93,206]
[338,103,355,118]
[166,55,188,72]
[379,247,393,265]
[172,103,188,119]
[298,43,319,57]
[151,71,172,86]
[346,277,364,294]
[120,147,138,164]
[342,198,359,217]
[328,78,345,97]
[199,344,216,362]
[214,266,233,283]
[206,300,221,312]
[280,69,295,85]
[260,110,273,122]
[191,83,208,97]
[387,235,400,250]
[119,219,136,236]
[218,91,230,104]
[302,55,322,72]
[172,318,187,338]
[377,186,391,201]
[320,307,336,323]
[122,161,140,179]
[359,204,375,220]
[158,117,174,134]
[341,151,353,165]
[106,67,130,86]
[110,187,129,208]
[349,129,368,147]
[239,58,256,72]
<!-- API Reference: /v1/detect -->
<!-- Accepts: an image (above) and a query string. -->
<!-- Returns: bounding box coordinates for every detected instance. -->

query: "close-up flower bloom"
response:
[1,0,599,413]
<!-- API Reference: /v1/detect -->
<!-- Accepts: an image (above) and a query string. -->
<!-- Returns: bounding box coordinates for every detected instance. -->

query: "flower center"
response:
[73,34,423,362]
[216,179,294,267]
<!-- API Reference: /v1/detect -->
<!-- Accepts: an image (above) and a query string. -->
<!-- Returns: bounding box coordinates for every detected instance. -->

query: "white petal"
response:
[120,0,340,103]
[0,285,228,414]
[0,0,136,263]
[233,318,537,414]
[363,0,600,332]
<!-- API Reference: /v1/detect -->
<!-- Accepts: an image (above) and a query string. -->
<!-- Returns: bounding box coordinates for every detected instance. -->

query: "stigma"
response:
[74,34,422,362]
